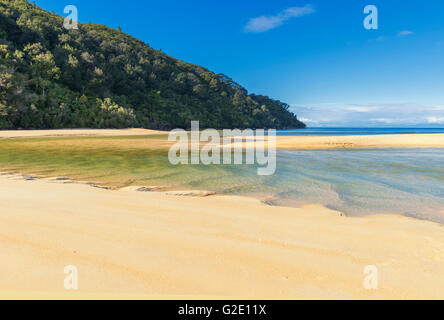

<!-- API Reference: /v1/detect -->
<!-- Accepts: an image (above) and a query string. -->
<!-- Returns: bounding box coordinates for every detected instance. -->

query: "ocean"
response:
[278,127,444,136]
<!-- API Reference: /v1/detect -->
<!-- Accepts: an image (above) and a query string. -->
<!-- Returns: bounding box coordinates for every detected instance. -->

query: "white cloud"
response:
[346,106,379,113]
[427,117,444,124]
[291,103,444,127]
[429,105,444,111]
[370,118,401,124]
[298,117,320,125]
[244,5,315,33]
[398,30,414,37]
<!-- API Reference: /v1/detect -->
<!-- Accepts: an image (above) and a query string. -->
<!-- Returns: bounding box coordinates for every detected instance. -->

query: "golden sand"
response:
[0,174,442,299]
[0,128,166,138]
[276,134,444,149]
[1,129,443,150]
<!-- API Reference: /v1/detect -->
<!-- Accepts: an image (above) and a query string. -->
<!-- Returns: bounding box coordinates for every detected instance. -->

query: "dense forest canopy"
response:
[0,0,306,130]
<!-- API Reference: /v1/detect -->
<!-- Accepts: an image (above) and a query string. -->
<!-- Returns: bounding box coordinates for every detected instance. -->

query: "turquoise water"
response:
[268,149,444,223]
[278,128,444,136]
[168,148,444,224]
[2,136,442,223]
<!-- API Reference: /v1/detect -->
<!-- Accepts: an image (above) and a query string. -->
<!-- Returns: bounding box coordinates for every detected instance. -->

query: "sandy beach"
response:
[1,129,443,150]
[0,128,166,138]
[0,129,443,299]
[0,173,443,300]
[2,0,443,303]
[276,133,444,149]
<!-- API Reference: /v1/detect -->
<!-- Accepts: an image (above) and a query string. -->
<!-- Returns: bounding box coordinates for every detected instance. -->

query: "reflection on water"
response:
[1,139,442,223]
[160,148,444,224]
[270,149,444,224]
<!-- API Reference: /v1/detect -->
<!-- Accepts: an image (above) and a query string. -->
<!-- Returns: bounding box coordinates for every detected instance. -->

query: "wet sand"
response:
[0,128,166,138]
[0,174,442,299]
[276,134,444,149]
[1,129,443,150]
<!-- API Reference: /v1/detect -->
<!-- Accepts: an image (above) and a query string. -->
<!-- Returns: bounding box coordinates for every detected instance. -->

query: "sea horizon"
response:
[278,127,444,136]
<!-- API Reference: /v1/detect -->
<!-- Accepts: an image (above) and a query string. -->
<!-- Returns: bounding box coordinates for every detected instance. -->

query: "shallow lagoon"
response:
[0,135,443,223]
[166,148,444,224]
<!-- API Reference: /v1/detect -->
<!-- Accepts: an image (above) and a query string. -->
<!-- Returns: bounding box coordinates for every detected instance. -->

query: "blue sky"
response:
[36,0,444,127]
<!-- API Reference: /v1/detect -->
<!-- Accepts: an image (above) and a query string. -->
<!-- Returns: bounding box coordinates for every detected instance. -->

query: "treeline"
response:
[0,0,306,130]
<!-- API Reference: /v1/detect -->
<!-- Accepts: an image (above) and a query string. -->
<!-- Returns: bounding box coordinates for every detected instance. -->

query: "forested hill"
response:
[0,0,306,130]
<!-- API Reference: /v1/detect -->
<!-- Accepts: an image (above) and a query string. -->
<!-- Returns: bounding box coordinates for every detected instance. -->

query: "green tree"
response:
[0,0,306,130]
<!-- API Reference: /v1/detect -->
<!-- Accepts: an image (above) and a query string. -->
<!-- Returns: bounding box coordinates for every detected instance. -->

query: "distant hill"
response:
[0,0,306,130]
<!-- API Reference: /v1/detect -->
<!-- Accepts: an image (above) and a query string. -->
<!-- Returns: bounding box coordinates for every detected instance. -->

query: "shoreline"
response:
[0,128,167,138]
[276,133,444,149]
[0,130,443,225]
[0,129,443,149]
[0,173,443,299]
[3,171,442,224]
